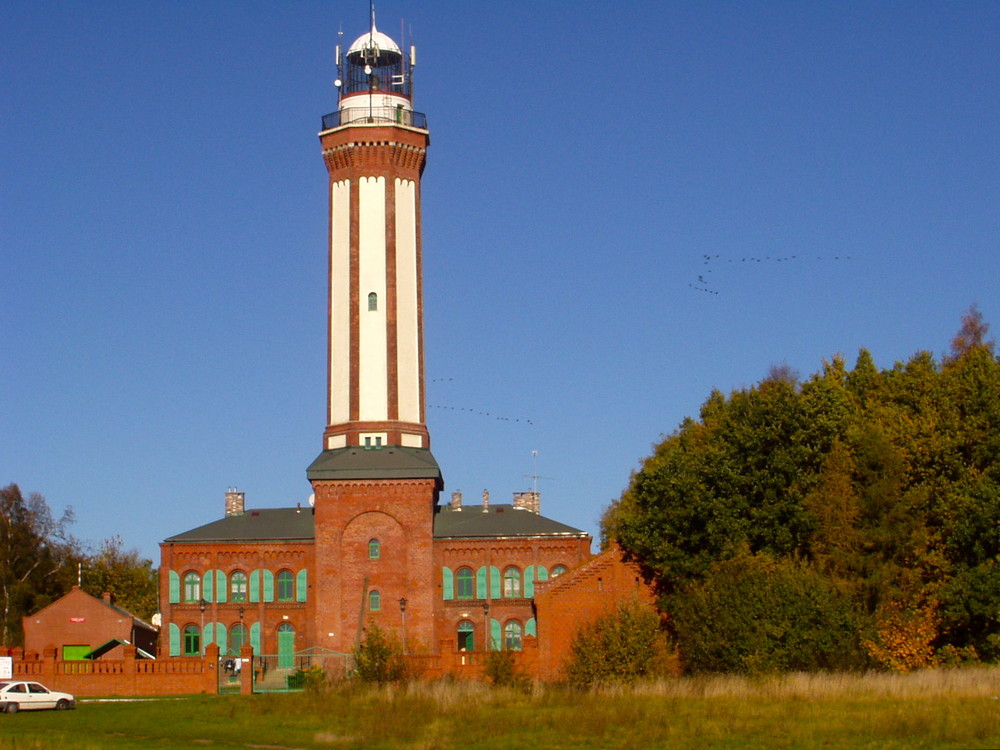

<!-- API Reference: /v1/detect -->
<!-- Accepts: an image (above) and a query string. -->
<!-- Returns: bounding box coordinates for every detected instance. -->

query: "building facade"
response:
[159,19,651,680]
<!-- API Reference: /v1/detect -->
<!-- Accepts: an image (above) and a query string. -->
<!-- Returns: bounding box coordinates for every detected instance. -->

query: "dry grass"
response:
[1,668,998,749]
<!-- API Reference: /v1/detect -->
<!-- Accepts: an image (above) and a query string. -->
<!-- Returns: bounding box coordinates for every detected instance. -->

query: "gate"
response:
[251,648,353,693]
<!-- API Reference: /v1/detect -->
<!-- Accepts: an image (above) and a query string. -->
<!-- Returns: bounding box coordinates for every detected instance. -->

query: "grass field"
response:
[2,668,999,749]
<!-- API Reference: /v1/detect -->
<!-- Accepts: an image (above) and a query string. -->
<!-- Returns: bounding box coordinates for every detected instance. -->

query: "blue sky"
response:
[3,2,998,563]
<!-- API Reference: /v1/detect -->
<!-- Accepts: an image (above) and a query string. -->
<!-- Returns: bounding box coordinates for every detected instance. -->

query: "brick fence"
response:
[3,644,220,696]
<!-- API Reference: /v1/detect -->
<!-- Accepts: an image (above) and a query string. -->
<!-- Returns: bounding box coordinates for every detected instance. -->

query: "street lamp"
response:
[398,598,408,654]
[199,598,207,656]
[482,601,490,652]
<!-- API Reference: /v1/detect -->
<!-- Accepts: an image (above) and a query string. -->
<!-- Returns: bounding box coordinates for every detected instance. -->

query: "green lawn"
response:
[2,670,999,749]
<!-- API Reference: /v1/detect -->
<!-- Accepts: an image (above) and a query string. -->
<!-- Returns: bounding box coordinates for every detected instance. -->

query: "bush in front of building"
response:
[564,598,676,686]
[352,622,407,685]
[482,647,531,691]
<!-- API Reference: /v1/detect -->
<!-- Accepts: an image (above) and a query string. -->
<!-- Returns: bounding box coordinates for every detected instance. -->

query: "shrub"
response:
[668,550,867,673]
[565,598,675,686]
[482,648,530,691]
[352,622,407,685]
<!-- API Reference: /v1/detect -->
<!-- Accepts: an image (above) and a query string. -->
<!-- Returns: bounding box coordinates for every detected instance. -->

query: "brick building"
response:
[158,17,654,680]
[22,586,157,660]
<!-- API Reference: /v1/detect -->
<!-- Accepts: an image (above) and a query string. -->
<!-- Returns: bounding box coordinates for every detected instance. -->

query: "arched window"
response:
[368,292,378,311]
[504,620,523,651]
[551,565,568,579]
[456,567,474,599]
[369,539,380,560]
[183,571,201,602]
[276,570,294,602]
[183,624,201,656]
[457,620,474,652]
[368,589,381,612]
[503,567,522,598]
[230,571,247,602]
[229,623,246,656]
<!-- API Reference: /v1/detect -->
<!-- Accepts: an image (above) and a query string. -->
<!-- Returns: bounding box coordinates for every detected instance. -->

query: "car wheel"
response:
[56,699,69,710]
[5,702,18,714]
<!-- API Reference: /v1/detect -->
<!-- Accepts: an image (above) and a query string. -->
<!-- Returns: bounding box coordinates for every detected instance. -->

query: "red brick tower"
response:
[308,15,441,654]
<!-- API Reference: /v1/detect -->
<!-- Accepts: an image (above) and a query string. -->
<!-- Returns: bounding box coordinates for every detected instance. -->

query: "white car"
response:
[0,681,75,713]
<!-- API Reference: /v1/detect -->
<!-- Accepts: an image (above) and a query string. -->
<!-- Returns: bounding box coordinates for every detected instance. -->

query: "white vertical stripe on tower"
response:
[357,176,388,421]
[395,178,420,424]
[330,179,351,426]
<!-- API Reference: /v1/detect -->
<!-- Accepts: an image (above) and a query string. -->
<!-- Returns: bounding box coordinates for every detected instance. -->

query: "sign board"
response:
[69,617,86,623]
[0,656,12,680]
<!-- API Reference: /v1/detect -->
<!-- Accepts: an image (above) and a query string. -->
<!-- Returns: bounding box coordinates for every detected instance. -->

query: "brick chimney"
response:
[225,488,246,517]
[450,491,463,511]
[102,591,114,605]
[513,491,540,514]
[482,489,489,512]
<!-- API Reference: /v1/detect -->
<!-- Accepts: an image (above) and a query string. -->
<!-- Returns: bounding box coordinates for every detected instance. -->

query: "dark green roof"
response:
[164,507,315,543]
[433,504,587,539]
[307,446,442,485]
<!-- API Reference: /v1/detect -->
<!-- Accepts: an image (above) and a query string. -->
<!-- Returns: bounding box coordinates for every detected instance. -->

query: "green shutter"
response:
[524,566,535,598]
[296,569,308,602]
[216,570,227,603]
[168,571,180,604]
[249,571,260,602]
[250,622,261,655]
[490,566,501,599]
[203,570,214,602]
[203,622,214,646]
[215,623,227,655]
[476,567,487,599]
[536,565,549,581]
[490,618,501,650]
[442,567,454,600]
[263,570,274,602]
[169,623,180,656]
[526,617,537,637]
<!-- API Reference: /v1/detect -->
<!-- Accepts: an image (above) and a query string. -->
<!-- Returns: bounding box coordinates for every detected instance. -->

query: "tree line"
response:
[603,306,1000,673]
[0,483,158,647]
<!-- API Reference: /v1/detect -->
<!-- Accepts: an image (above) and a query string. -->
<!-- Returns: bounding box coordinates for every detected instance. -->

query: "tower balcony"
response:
[322,107,428,132]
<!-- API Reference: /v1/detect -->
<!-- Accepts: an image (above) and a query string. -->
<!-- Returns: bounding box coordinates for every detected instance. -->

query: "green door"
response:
[277,623,295,669]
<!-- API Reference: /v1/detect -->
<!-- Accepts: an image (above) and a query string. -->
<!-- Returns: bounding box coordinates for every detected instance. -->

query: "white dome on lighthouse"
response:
[347,25,400,56]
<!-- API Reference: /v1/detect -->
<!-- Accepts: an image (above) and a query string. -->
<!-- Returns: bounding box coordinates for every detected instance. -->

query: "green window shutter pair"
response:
[168,623,180,656]
[526,617,537,637]
[262,570,275,602]
[202,570,214,602]
[250,622,261,655]
[489,619,502,651]
[249,571,260,602]
[216,570,227,603]
[476,567,488,599]
[490,566,501,599]
[296,569,308,602]
[442,567,454,600]
[168,571,180,604]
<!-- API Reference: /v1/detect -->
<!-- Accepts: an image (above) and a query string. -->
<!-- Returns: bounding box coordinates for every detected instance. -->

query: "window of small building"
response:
[369,589,381,611]
[276,569,294,602]
[503,567,522,597]
[456,567,474,599]
[230,571,248,602]
[368,292,378,311]
[229,623,246,656]
[504,620,523,651]
[457,620,474,652]
[369,538,380,559]
[551,565,568,578]
[183,624,201,656]
[183,571,201,602]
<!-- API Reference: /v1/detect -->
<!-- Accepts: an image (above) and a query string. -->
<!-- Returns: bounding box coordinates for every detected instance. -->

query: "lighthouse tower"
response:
[307,15,442,653]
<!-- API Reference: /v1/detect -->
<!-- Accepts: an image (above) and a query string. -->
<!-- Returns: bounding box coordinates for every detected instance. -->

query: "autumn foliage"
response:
[605,306,1000,672]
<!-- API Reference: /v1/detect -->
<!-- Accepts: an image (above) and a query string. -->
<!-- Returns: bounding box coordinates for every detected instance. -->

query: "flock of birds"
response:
[689,253,853,295]
[428,378,534,425]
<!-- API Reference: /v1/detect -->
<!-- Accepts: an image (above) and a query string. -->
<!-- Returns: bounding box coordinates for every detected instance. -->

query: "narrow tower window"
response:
[369,539,381,559]
[368,292,378,311]
[369,589,381,611]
